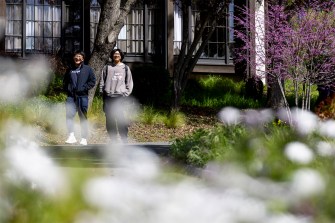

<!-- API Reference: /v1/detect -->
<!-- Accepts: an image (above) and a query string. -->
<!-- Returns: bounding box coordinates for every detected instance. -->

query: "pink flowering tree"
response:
[235,1,335,124]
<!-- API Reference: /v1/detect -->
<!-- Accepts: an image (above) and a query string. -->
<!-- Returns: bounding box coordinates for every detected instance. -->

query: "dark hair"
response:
[110,48,125,62]
[73,50,85,60]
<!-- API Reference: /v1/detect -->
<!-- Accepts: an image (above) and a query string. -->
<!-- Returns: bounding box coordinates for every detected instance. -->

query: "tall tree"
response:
[87,0,139,105]
[172,0,231,109]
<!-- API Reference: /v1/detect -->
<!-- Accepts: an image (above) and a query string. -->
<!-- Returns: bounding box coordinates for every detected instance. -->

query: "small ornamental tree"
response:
[235,1,335,124]
[171,0,231,109]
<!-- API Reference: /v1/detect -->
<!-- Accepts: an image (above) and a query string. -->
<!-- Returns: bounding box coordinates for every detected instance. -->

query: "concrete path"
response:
[42,142,171,167]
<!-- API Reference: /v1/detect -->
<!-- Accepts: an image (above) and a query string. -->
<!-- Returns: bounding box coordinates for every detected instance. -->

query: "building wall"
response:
[167,0,175,76]
[0,0,5,52]
[0,0,242,77]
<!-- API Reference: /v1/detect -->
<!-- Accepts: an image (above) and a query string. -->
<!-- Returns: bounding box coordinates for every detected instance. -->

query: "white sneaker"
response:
[80,138,87,146]
[65,133,77,144]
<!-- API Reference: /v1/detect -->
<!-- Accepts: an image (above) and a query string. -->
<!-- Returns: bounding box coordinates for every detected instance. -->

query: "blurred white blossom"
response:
[103,145,161,180]
[290,168,325,199]
[284,142,314,164]
[291,108,318,135]
[4,138,67,197]
[318,120,335,138]
[0,56,51,103]
[82,173,267,223]
[243,108,274,127]
[266,214,312,223]
[105,96,139,126]
[277,108,319,135]
[218,107,241,125]
[316,141,335,157]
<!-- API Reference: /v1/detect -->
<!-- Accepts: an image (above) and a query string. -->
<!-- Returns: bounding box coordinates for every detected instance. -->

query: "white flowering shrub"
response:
[1,57,335,223]
[171,107,335,222]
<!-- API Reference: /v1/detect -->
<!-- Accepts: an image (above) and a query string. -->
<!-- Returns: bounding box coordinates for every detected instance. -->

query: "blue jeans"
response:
[66,96,88,138]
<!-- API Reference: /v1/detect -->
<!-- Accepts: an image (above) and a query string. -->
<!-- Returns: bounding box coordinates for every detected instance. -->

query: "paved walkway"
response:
[42,142,171,167]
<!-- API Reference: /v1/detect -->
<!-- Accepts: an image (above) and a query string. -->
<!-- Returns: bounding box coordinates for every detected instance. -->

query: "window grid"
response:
[173,1,234,64]
[116,1,160,56]
[5,0,62,54]
[127,8,144,54]
[63,3,82,52]
[192,7,228,60]
[90,0,100,52]
[148,4,163,55]
[5,1,23,52]
[26,1,61,53]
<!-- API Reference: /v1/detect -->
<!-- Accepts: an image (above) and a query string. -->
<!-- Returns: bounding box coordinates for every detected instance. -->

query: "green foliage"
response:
[44,73,65,99]
[182,75,264,109]
[138,106,163,125]
[131,64,171,106]
[1,167,107,223]
[162,109,186,129]
[88,95,104,124]
[170,116,335,221]
[171,125,247,167]
[138,106,186,128]
[170,122,328,181]
[284,79,319,108]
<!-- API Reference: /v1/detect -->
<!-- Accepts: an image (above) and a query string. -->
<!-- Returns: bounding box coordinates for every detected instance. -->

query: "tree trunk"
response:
[87,0,138,108]
[267,75,286,110]
[172,81,182,109]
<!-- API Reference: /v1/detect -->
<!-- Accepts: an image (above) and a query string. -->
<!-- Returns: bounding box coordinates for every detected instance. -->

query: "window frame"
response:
[173,0,235,65]
[115,0,162,63]
[5,0,62,56]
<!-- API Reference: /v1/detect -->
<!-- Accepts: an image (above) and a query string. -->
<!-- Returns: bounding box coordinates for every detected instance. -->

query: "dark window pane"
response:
[5,0,61,54]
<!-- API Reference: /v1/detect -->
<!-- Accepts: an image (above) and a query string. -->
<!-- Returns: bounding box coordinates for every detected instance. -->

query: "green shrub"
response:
[171,125,247,167]
[89,96,105,124]
[138,106,163,125]
[163,109,186,128]
[170,119,335,183]
[182,76,264,109]
[44,73,65,98]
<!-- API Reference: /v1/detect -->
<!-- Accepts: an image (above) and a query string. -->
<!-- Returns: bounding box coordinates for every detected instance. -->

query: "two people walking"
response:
[63,49,133,145]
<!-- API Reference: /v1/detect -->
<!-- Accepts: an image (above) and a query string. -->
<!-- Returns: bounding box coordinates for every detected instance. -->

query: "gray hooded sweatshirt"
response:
[100,63,133,97]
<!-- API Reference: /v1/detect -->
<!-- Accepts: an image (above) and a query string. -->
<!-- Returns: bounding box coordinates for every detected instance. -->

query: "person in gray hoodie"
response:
[100,48,133,143]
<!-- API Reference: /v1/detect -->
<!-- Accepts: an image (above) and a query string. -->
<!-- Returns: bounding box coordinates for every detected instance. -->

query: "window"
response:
[173,2,182,54]
[198,1,234,63]
[5,0,62,54]
[64,1,82,52]
[117,3,144,55]
[5,0,23,52]
[116,0,161,56]
[90,0,100,52]
[173,0,234,64]
[200,14,227,59]
[26,0,61,53]
[148,2,161,55]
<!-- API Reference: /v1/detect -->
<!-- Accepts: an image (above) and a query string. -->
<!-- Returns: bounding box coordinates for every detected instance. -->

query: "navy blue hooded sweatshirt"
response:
[63,64,96,96]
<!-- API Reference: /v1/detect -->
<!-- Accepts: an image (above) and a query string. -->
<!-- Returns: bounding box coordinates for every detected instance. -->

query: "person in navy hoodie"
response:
[63,50,96,145]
